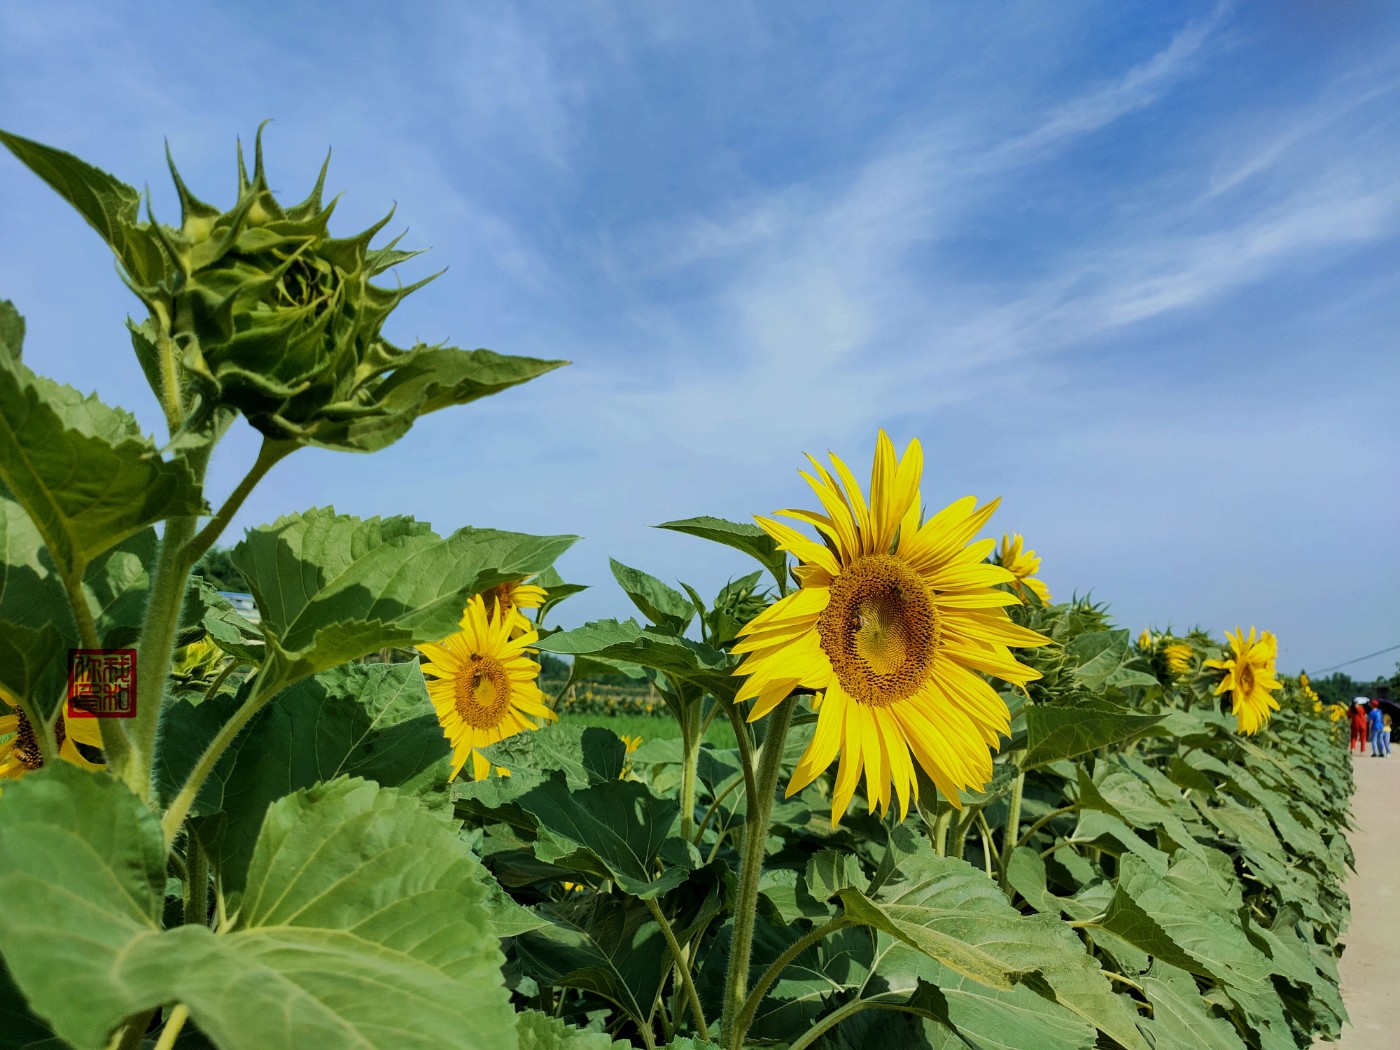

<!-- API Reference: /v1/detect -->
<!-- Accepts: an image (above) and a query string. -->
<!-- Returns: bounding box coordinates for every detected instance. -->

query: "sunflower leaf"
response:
[515,1009,631,1049]
[0,768,515,1050]
[608,558,694,633]
[231,507,575,692]
[655,515,789,590]
[840,850,1150,1050]
[536,618,736,699]
[1018,698,1165,770]
[0,349,205,581]
[157,662,452,895]
[514,895,668,1032]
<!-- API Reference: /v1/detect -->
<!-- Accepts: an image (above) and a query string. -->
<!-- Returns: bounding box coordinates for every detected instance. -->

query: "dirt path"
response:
[1317,750,1397,1048]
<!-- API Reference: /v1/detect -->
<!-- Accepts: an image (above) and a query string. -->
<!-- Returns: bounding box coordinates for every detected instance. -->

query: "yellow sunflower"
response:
[416,596,556,781]
[995,533,1051,604]
[0,688,104,787]
[479,578,548,637]
[732,430,1051,825]
[1137,629,1154,651]
[1163,643,1193,677]
[1203,627,1282,735]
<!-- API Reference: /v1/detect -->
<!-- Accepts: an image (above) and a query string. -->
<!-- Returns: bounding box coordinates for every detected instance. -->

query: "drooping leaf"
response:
[232,507,574,689]
[1139,963,1248,1050]
[0,355,205,579]
[537,618,735,699]
[609,558,694,633]
[0,768,515,1050]
[655,515,788,590]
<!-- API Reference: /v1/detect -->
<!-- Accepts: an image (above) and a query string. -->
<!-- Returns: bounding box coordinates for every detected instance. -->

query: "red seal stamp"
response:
[67,649,137,718]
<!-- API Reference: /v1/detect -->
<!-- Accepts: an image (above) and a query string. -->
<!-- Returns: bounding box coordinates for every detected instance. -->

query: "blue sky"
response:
[2,1,1397,681]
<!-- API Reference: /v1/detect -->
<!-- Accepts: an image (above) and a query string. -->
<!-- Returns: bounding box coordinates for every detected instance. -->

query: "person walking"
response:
[1351,699,1371,755]
[1368,699,1390,758]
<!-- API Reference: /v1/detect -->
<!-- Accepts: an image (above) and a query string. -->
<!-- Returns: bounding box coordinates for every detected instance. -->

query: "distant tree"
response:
[192,546,247,593]
[538,652,570,680]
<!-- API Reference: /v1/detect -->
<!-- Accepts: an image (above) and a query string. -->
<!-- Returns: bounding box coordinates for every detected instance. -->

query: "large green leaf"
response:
[655,515,788,589]
[478,723,627,789]
[839,851,1148,1050]
[303,346,568,453]
[232,507,574,688]
[1139,963,1248,1050]
[0,130,166,287]
[515,774,691,898]
[515,1009,629,1050]
[0,354,205,579]
[537,618,735,699]
[1019,698,1164,770]
[514,895,668,1031]
[609,558,694,633]
[159,662,452,894]
[1095,854,1273,984]
[0,768,514,1050]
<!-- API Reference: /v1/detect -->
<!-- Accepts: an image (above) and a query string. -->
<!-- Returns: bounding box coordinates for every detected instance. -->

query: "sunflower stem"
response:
[152,1005,189,1050]
[932,805,952,857]
[735,916,854,1039]
[722,699,758,811]
[999,769,1025,888]
[721,694,794,1050]
[183,437,293,569]
[678,698,700,843]
[184,835,209,928]
[645,896,710,1042]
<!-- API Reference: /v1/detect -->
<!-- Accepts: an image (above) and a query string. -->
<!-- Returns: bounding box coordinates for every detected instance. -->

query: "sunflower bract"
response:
[732,430,1051,825]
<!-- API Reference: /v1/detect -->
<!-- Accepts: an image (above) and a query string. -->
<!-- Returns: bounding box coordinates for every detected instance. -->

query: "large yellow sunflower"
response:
[417,596,556,780]
[732,431,1051,824]
[479,578,548,637]
[1203,627,1281,734]
[0,689,104,787]
[996,533,1051,604]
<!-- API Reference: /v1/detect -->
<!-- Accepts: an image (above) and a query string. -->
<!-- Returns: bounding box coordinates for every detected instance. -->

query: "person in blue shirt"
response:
[1368,700,1390,758]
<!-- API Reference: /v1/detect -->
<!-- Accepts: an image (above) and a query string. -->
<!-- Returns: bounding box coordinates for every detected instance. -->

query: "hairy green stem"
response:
[1013,803,1078,851]
[109,1009,156,1050]
[932,806,952,857]
[127,514,198,799]
[721,695,795,1050]
[678,701,699,843]
[722,699,758,807]
[694,773,746,845]
[151,302,186,435]
[184,836,209,928]
[56,564,138,770]
[161,670,277,845]
[735,916,853,1038]
[999,769,1025,888]
[183,438,292,568]
[644,897,710,1042]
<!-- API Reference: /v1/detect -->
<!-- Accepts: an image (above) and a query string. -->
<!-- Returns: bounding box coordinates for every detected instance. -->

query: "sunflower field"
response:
[0,130,1354,1050]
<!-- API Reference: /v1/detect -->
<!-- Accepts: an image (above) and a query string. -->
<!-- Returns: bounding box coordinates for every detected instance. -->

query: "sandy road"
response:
[1317,749,1397,1048]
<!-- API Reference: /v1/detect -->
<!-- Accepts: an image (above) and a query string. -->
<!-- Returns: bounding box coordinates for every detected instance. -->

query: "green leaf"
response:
[159,661,452,894]
[515,895,668,1031]
[232,507,574,688]
[1139,963,1248,1050]
[609,558,694,633]
[655,515,788,590]
[1096,854,1273,984]
[0,767,515,1050]
[518,774,692,898]
[477,723,626,789]
[0,300,23,361]
[537,618,736,698]
[0,130,166,287]
[1020,698,1165,770]
[0,356,205,579]
[1065,629,1131,689]
[844,851,1148,1050]
[515,1009,629,1050]
[194,580,264,663]
[303,346,568,453]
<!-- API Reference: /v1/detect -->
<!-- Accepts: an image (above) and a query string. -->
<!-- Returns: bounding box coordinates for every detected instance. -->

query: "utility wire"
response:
[1312,643,1400,675]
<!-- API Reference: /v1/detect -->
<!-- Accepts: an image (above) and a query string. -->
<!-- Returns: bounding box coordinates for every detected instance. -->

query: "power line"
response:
[1312,643,1400,675]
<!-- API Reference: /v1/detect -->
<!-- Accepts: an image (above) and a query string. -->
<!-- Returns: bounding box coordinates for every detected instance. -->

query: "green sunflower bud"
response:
[2,124,566,452]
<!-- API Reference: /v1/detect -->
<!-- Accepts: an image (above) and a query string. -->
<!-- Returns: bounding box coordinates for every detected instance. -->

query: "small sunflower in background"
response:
[480,578,548,637]
[416,595,556,781]
[1163,642,1194,677]
[1204,627,1282,735]
[995,533,1051,604]
[0,689,104,788]
[732,430,1051,825]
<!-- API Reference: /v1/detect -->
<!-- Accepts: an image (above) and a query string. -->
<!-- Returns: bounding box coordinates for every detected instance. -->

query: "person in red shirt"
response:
[1350,699,1370,754]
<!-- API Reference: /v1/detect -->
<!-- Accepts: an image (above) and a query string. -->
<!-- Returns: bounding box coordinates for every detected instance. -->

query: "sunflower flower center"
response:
[816,554,939,708]
[1239,663,1255,694]
[454,656,513,729]
[13,709,63,772]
